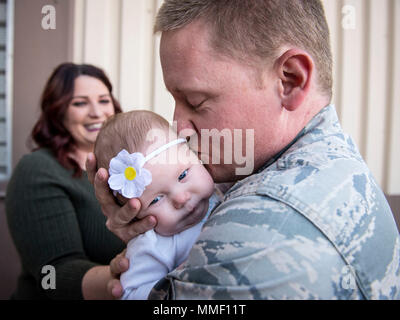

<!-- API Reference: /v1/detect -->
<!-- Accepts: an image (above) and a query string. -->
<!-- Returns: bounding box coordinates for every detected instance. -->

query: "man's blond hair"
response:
[94,110,171,170]
[155,0,333,97]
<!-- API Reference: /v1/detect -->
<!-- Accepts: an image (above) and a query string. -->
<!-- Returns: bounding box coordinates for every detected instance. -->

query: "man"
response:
[87,0,400,299]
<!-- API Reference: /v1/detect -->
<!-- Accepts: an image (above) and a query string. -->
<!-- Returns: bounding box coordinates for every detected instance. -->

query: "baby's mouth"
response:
[185,203,195,213]
[183,202,198,218]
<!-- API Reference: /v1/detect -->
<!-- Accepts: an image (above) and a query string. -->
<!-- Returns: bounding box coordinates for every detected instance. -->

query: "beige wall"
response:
[0,0,73,299]
[12,0,73,168]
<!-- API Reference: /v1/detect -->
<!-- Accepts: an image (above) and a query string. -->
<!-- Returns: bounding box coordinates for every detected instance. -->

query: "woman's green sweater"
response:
[5,149,125,299]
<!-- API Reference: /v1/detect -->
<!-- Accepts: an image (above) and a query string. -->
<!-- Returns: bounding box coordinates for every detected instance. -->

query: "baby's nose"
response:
[172,191,191,209]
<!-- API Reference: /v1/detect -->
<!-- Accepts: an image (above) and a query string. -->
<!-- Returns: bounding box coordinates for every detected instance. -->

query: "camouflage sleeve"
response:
[149,193,365,299]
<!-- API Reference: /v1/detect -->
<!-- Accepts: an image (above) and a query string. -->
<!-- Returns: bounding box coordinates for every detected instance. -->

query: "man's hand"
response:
[86,153,157,243]
[107,250,129,299]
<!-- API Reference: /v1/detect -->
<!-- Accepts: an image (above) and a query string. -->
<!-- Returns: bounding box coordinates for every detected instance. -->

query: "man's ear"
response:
[274,49,313,111]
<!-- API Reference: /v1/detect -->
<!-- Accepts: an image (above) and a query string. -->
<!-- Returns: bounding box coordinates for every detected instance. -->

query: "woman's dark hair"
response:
[31,63,122,177]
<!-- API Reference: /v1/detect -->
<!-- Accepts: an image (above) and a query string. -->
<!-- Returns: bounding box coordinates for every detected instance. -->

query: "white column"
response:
[73,0,122,101]
[119,0,155,111]
[338,0,365,151]
[364,0,390,188]
[152,0,174,122]
[387,0,400,194]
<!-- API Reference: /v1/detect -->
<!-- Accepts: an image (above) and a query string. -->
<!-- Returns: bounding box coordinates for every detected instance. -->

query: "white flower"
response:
[108,149,152,198]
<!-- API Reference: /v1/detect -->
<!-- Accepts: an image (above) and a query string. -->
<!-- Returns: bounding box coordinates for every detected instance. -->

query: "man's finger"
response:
[94,169,137,228]
[94,168,120,216]
[128,215,157,235]
[86,152,97,184]
[115,198,142,224]
[110,252,129,277]
[106,214,157,243]
[104,199,141,233]
[107,279,123,299]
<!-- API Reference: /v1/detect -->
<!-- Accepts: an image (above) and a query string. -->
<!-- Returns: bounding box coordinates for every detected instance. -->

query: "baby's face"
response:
[135,142,214,236]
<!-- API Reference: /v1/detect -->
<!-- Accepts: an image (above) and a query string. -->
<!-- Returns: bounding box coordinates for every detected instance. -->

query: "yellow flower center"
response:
[124,167,137,181]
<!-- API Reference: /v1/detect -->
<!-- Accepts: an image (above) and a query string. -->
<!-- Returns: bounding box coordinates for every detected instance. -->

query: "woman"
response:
[6,63,126,299]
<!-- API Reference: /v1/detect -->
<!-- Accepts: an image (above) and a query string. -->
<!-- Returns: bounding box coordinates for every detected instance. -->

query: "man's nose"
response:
[172,191,191,209]
[173,104,196,136]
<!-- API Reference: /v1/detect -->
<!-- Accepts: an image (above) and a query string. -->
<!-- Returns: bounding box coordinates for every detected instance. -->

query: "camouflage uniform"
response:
[149,104,400,300]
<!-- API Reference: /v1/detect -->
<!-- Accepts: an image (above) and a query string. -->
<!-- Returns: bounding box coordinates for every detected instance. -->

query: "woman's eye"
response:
[99,99,111,104]
[72,101,87,107]
[178,169,188,181]
[149,195,163,206]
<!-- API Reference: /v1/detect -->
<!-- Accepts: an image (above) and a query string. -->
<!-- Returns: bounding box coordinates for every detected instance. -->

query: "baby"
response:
[94,110,221,299]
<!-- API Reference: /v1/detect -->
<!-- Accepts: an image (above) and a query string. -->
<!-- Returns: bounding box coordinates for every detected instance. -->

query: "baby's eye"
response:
[149,195,163,206]
[178,169,188,181]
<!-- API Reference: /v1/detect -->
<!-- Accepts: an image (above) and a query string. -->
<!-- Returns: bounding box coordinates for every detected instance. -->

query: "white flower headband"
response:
[108,138,187,199]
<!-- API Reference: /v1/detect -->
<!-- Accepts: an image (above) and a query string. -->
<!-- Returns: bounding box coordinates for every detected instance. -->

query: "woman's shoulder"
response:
[14,148,66,176]
[21,148,54,161]
[8,149,88,197]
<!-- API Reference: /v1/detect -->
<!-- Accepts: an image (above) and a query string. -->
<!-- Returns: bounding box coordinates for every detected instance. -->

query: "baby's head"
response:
[94,110,214,236]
